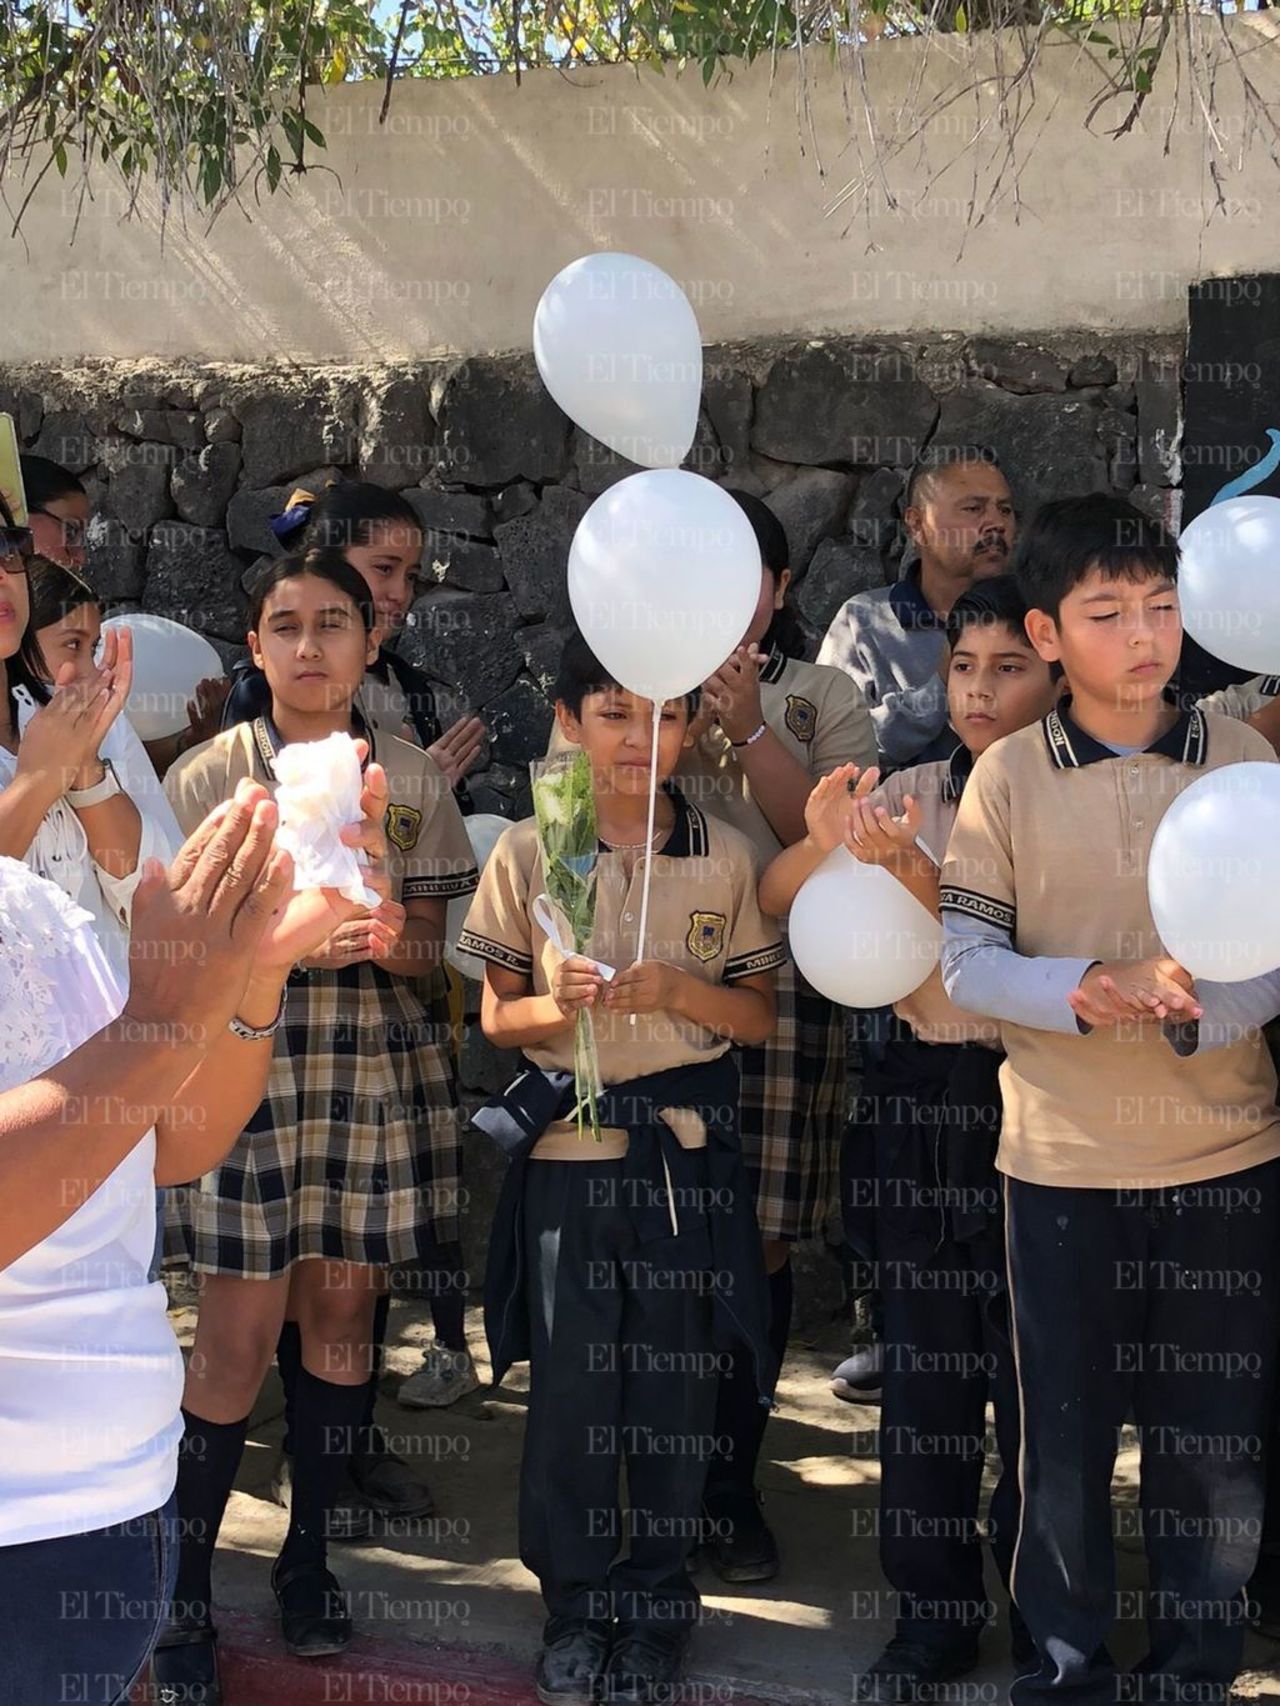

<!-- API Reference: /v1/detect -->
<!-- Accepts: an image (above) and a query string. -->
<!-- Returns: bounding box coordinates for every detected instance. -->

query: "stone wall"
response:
[3,331,1186,1319]
[5,328,1184,816]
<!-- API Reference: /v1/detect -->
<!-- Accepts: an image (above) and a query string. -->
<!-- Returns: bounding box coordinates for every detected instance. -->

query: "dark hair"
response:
[0,491,50,708]
[28,557,99,637]
[944,573,1032,650]
[1013,493,1179,620]
[19,454,86,513]
[247,547,377,635]
[554,628,699,718]
[725,487,807,660]
[906,445,1002,511]
[274,481,422,553]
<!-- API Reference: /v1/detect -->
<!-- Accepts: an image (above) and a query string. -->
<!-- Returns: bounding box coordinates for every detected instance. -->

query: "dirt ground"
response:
[164,1280,1280,1704]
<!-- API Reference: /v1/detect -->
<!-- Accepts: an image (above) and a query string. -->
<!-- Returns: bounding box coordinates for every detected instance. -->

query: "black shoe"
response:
[347,1427,435,1519]
[853,1636,980,1703]
[534,1619,613,1706]
[150,1616,220,1706]
[700,1492,779,1584]
[271,1555,353,1658]
[602,1627,690,1705]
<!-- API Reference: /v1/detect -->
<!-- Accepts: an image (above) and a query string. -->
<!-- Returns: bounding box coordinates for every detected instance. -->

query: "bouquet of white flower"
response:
[531,750,605,1141]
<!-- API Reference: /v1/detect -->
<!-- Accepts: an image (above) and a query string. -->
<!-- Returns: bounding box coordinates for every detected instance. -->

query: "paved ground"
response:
[165,1289,1280,1704]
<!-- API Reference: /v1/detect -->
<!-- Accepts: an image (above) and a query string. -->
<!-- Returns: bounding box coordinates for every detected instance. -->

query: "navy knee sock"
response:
[279,1370,369,1570]
[170,1409,249,1624]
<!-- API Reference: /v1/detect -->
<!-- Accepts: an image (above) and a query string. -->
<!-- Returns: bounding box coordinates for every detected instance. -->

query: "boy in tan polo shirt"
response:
[940,495,1280,1706]
[458,630,783,1706]
[761,574,1059,1702]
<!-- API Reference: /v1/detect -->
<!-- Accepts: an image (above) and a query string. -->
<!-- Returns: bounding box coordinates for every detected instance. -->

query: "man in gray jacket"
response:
[818,449,1016,766]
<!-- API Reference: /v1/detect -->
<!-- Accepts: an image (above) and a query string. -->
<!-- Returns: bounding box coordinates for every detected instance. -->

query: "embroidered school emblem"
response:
[385,802,423,852]
[687,911,727,963]
[784,694,817,743]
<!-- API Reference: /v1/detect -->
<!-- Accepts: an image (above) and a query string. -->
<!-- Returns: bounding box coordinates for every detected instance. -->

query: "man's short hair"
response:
[906,445,1002,511]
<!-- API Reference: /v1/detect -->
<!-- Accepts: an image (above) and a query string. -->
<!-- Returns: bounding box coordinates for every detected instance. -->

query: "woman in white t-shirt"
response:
[0,756,394,1704]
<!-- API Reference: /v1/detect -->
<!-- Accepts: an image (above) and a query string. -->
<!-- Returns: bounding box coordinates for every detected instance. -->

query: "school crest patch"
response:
[385,802,423,852]
[687,911,727,963]
[784,694,817,743]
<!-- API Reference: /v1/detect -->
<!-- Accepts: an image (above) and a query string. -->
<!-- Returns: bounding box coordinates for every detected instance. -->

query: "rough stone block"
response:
[795,539,887,635]
[968,339,1069,395]
[405,488,494,541]
[435,359,570,486]
[753,344,937,468]
[398,591,523,706]
[767,469,856,577]
[172,442,242,528]
[239,387,356,486]
[359,375,433,490]
[931,386,1111,504]
[142,522,247,642]
[486,677,555,769]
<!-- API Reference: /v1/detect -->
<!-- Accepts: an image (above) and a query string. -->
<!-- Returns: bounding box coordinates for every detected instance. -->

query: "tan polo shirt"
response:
[940,706,1280,1188]
[870,753,999,1049]
[548,649,876,869]
[1197,674,1280,722]
[357,671,415,744]
[165,716,478,907]
[458,793,785,1084]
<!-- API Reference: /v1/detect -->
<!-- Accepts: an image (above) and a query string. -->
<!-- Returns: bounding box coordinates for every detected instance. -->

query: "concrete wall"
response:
[7,19,1279,362]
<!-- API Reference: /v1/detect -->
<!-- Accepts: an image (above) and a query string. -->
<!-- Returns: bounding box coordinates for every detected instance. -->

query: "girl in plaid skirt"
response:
[152,548,476,1704]
[683,492,877,1582]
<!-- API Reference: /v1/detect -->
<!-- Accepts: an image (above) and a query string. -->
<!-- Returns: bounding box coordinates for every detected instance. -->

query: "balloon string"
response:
[630,702,662,1029]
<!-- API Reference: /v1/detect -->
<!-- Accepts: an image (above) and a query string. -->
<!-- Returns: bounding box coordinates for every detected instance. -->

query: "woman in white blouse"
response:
[0,501,173,981]
[0,755,394,1705]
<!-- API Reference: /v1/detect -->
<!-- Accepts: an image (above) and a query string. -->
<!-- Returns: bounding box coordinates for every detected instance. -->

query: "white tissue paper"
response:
[273,732,382,909]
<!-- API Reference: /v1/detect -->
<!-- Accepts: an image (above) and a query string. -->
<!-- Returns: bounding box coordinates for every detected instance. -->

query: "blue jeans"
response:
[0,1494,178,1706]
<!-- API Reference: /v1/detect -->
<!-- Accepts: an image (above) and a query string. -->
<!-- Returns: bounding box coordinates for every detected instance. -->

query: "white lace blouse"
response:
[0,857,184,1544]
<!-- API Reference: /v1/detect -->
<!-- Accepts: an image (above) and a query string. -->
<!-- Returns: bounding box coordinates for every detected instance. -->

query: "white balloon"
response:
[789,847,942,1009]
[568,470,761,702]
[534,253,702,469]
[1179,496,1280,674]
[101,613,225,741]
[445,814,513,980]
[1148,762,1280,981]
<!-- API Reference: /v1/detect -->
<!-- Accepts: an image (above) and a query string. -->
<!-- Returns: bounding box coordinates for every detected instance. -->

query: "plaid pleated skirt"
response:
[166,963,460,1278]
[736,954,847,1243]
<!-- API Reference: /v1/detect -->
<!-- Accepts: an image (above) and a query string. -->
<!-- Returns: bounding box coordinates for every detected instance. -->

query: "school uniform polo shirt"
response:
[164,716,478,906]
[870,748,999,1049]
[545,650,876,871]
[939,706,1280,1189]
[1197,674,1280,721]
[357,671,414,743]
[817,566,951,765]
[457,793,786,1084]
[675,649,876,867]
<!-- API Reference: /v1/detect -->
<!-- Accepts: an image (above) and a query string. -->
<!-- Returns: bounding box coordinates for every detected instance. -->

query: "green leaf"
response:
[53,140,67,175]
[266,143,282,192]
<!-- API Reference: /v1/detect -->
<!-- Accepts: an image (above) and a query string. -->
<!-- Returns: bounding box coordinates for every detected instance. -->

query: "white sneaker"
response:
[831,1342,884,1404]
[397,1343,481,1409]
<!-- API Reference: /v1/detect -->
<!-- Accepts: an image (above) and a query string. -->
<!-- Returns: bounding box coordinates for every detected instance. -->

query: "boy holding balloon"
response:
[760,574,1059,1701]
[939,494,1280,1706]
[459,630,783,1706]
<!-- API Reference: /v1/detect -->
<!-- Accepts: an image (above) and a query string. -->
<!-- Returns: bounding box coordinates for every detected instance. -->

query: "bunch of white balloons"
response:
[536,252,939,1007]
[1149,494,1280,982]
